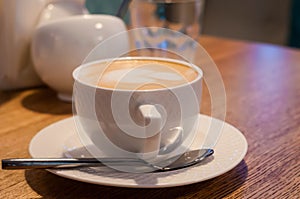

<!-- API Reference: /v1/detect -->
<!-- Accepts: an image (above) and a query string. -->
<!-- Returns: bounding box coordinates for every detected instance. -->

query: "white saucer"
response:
[29,114,247,188]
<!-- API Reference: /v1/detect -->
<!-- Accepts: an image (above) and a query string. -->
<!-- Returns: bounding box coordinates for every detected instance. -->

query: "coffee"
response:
[91,59,198,90]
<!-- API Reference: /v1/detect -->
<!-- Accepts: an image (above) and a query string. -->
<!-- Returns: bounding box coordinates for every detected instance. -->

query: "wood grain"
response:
[1,36,300,198]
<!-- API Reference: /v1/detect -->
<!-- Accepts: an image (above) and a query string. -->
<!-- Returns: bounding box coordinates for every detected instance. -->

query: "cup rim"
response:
[73,56,203,92]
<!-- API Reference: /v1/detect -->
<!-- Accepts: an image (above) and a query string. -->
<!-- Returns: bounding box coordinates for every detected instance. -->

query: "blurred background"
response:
[86,0,300,48]
[202,0,298,47]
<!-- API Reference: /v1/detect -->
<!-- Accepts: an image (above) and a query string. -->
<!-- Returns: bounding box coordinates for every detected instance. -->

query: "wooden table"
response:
[0,36,299,198]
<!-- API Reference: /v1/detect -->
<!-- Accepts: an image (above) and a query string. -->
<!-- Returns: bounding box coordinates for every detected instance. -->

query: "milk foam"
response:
[96,59,198,90]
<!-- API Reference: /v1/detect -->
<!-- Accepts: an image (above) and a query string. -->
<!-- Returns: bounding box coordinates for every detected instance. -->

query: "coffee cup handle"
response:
[138,104,162,138]
[138,104,183,159]
[138,105,162,160]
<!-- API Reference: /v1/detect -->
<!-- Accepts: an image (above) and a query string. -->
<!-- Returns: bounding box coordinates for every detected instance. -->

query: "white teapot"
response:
[31,14,128,101]
[0,0,86,90]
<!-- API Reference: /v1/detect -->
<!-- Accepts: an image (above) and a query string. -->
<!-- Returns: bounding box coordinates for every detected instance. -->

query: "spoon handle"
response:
[1,158,143,170]
[1,149,214,171]
[116,0,132,18]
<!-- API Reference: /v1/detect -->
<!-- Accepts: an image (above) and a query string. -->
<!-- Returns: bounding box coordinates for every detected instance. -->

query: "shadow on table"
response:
[21,88,72,115]
[25,160,248,198]
[0,90,21,106]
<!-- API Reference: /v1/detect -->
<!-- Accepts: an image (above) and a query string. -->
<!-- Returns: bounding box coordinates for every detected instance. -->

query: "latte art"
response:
[96,59,198,90]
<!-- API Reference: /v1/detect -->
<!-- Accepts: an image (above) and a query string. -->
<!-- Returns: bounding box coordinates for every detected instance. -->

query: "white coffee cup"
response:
[73,56,203,172]
[31,14,128,101]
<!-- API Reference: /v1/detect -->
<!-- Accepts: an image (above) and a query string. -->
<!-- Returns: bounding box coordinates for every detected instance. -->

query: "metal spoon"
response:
[116,0,132,19]
[2,149,213,172]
